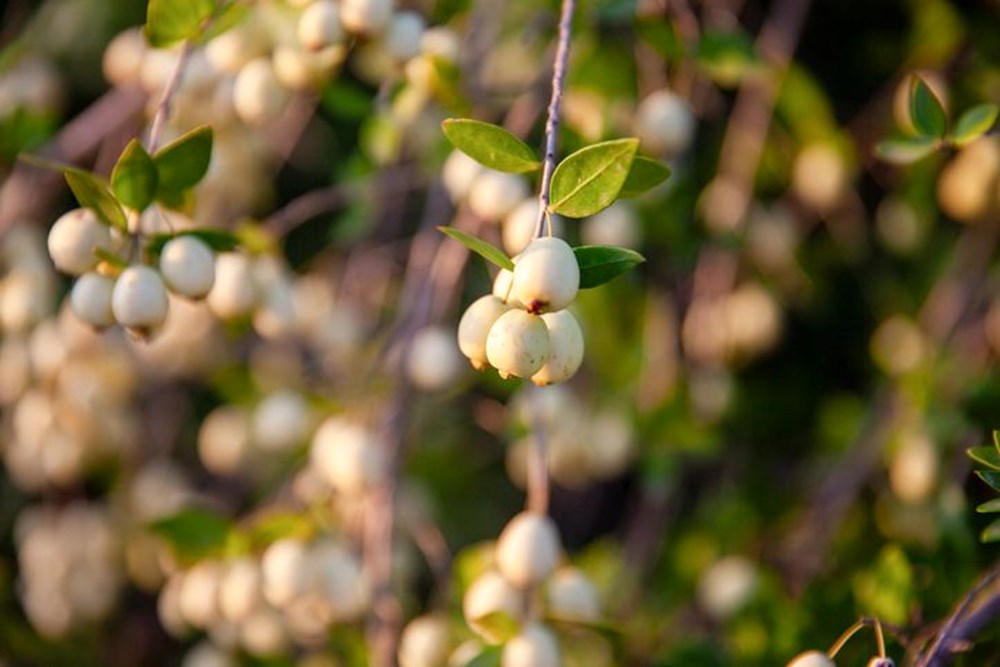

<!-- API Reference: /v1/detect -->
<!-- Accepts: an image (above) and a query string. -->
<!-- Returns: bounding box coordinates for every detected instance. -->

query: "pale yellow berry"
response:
[310,416,384,495]
[494,511,561,589]
[635,89,695,156]
[485,309,549,379]
[47,208,113,276]
[501,623,560,667]
[492,266,521,308]
[457,295,510,370]
[442,150,485,202]
[530,310,583,386]
[383,11,425,61]
[233,58,290,126]
[298,0,345,51]
[207,252,258,319]
[407,325,465,391]
[462,570,522,644]
[545,567,600,621]
[340,0,394,35]
[398,614,452,667]
[787,650,836,667]
[468,171,530,221]
[512,237,579,314]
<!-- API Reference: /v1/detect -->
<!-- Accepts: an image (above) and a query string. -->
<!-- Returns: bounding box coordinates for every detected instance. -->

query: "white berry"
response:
[233,58,290,126]
[70,272,116,328]
[501,623,560,667]
[468,171,530,222]
[340,0,394,35]
[495,511,561,589]
[485,309,549,379]
[159,235,216,299]
[462,570,522,644]
[635,89,695,156]
[398,614,452,667]
[207,252,258,319]
[787,651,836,667]
[457,295,510,370]
[47,208,113,276]
[112,265,169,337]
[512,236,579,314]
[545,567,600,621]
[310,415,384,495]
[383,11,425,61]
[531,310,583,386]
[298,0,345,52]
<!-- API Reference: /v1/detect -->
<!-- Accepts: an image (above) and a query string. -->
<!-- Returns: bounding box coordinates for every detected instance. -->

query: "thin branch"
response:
[915,562,1000,667]
[146,40,192,153]
[532,0,576,240]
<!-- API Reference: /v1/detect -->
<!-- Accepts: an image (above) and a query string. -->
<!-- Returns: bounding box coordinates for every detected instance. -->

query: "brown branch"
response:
[914,562,1000,667]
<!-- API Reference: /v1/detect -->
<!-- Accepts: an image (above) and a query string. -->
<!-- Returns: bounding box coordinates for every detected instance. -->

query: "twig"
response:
[532,0,576,240]
[915,562,1000,667]
[146,40,192,153]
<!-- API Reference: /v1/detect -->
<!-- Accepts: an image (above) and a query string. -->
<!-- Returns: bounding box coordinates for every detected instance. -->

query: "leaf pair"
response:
[876,74,999,165]
[967,430,1000,543]
[65,126,213,230]
[441,119,670,219]
[438,227,644,290]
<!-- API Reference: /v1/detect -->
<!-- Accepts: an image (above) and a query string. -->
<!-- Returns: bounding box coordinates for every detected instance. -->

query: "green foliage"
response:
[574,245,645,289]
[63,168,128,231]
[909,75,948,139]
[874,136,938,165]
[145,0,215,48]
[950,104,999,147]
[549,138,639,218]
[437,226,515,271]
[695,30,760,87]
[148,508,233,562]
[442,118,541,173]
[967,431,1000,543]
[619,156,672,198]
[111,139,158,211]
[465,646,502,667]
[144,228,241,259]
[152,125,213,199]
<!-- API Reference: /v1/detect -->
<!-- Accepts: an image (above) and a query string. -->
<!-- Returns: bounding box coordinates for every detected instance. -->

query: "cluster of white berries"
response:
[457,235,584,385]
[158,536,369,657]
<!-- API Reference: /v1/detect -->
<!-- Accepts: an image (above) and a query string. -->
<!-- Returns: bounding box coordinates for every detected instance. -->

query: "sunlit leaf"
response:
[441,119,541,174]
[111,139,158,211]
[464,646,502,667]
[951,104,999,147]
[149,508,232,561]
[975,498,1000,514]
[550,139,638,218]
[875,136,938,165]
[618,155,671,198]
[574,245,645,289]
[982,518,1000,543]
[154,125,213,197]
[968,446,1000,471]
[437,226,514,270]
[909,74,948,138]
[145,0,215,48]
[200,1,250,43]
[64,168,128,231]
[468,610,520,644]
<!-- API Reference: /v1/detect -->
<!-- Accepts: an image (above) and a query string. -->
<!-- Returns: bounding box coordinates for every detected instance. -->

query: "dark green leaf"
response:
[94,247,128,271]
[875,136,938,165]
[976,498,1000,514]
[982,518,1000,543]
[149,508,232,560]
[550,139,639,218]
[441,119,540,174]
[619,155,671,198]
[951,103,999,147]
[574,245,645,289]
[145,0,215,48]
[968,446,1000,471]
[111,139,158,211]
[469,610,519,644]
[154,125,213,196]
[635,17,682,61]
[437,226,514,270]
[145,228,240,259]
[909,75,948,138]
[464,646,502,667]
[201,1,250,43]
[976,470,1000,493]
[695,30,760,86]
[63,168,128,231]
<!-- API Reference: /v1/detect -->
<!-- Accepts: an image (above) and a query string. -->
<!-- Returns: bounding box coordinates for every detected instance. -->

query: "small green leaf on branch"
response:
[146,0,215,48]
[875,136,938,165]
[976,498,1000,514]
[968,446,1000,471]
[550,138,639,218]
[149,507,232,561]
[437,226,515,271]
[951,104,999,147]
[112,139,158,211]
[976,470,1000,493]
[64,168,128,231]
[619,155,671,198]
[908,75,948,138]
[465,646,502,667]
[145,228,241,260]
[982,518,1000,543]
[574,245,645,289]
[154,125,213,198]
[441,119,541,174]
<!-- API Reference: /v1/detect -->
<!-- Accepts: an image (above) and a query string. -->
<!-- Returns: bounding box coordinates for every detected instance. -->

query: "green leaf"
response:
[574,245,645,289]
[94,247,128,271]
[635,17,682,61]
[437,226,514,271]
[875,136,938,165]
[982,518,1000,543]
[245,511,315,549]
[201,1,250,43]
[976,498,1000,514]
[145,228,241,259]
[149,508,232,561]
[968,446,1000,471]
[695,30,760,86]
[951,104,999,147]
[464,646,502,667]
[441,119,541,174]
[976,470,1000,493]
[909,75,948,138]
[111,139,158,211]
[145,0,215,48]
[63,168,128,231]
[469,610,520,644]
[618,155,671,198]
[549,138,639,218]
[154,125,213,197]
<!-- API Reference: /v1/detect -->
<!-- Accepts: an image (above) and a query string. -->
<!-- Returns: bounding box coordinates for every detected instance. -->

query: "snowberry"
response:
[383,11,426,61]
[581,201,640,249]
[492,266,521,307]
[407,325,465,391]
[545,567,600,621]
[530,310,583,386]
[252,389,311,452]
[159,235,216,299]
[486,309,549,379]
[457,294,510,370]
[867,659,894,667]
[310,415,384,495]
[70,272,116,328]
[218,557,263,622]
[102,28,147,87]
[697,555,758,620]
[233,58,290,126]
[468,171,530,221]
[198,405,251,475]
[398,614,452,667]
[47,208,113,276]
[462,570,523,643]
[635,89,695,156]
[442,150,485,202]
[177,561,223,629]
[495,511,561,589]
[501,623,561,667]
[112,265,169,337]
[787,651,836,667]
[501,199,563,256]
[207,252,258,319]
[512,236,579,314]
[340,0,394,35]
[298,0,345,52]
[261,538,311,607]
[792,143,847,213]
[310,540,369,620]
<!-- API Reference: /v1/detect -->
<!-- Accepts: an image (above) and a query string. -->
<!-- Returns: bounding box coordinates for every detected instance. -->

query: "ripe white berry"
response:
[47,208,113,276]
[407,325,465,391]
[310,540,369,620]
[340,0,394,35]
[112,265,169,337]
[635,89,695,156]
[70,272,116,328]
[233,58,290,126]
[492,266,522,308]
[298,0,345,51]
[198,405,251,475]
[398,614,452,667]
[442,150,485,202]
[383,11,426,61]
[501,623,560,667]
[261,538,311,607]
[468,171,530,222]
[495,511,561,589]
[501,199,563,256]
[697,555,758,620]
[310,415,384,495]
[177,561,223,629]
[218,557,263,622]
[457,295,510,370]
[792,143,847,213]
[252,389,312,452]
[102,28,147,87]
[545,567,600,621]
[486,309,549,379]
[581,201,641,249]
[462,570,523,643]
[531,310,583,386]
[787,650,836,667]
[512,236,579,314]
[207,252,258,319]
[159,235,216,299]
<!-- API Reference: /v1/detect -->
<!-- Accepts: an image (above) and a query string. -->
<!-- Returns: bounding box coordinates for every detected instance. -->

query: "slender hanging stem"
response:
[532,0,576,240]
[146,40,192,153]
